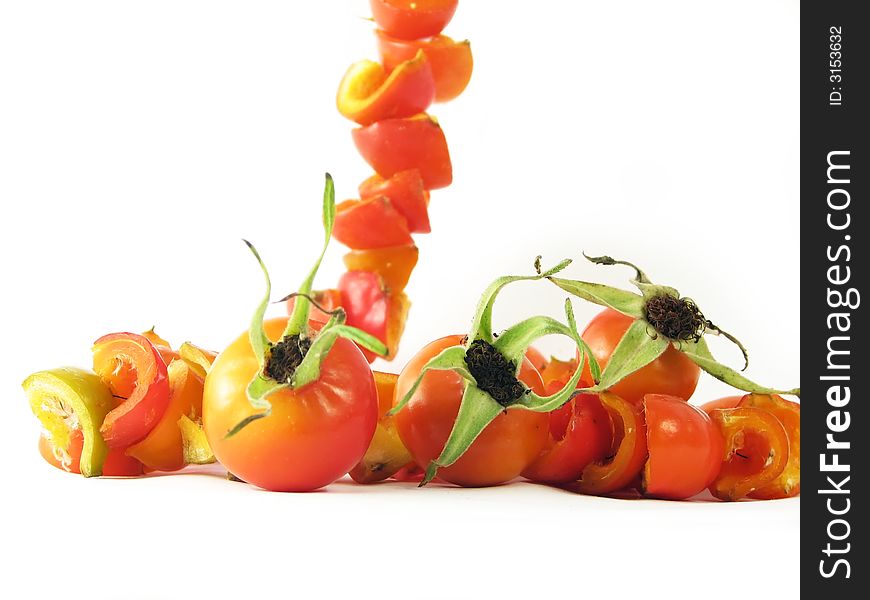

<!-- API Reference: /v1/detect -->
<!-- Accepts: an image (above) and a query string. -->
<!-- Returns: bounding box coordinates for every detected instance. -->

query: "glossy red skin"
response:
[93,332,171,448]
[523,393,612,483]
[38,431,143,477]
[339,270,388,362]
[395,335,548,487]
[203,318,378,492]
[359,170,431,233]
[581,309,701,405]
[352,116,452,190]
[370,0,458,40]
[333,197,413,249]
[643,394,725,500]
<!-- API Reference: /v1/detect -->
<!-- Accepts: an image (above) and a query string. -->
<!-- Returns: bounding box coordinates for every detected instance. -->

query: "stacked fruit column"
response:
[291,0,473,361]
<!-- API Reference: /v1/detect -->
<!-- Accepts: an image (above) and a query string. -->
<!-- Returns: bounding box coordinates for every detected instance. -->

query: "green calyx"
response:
[389,258,598,486]
[226,174,388,439]
[549,253,800,399]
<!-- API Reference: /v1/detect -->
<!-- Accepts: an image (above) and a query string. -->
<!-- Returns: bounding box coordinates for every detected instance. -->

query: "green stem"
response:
[493,316,573,371]
[243,240,272,370]
[583,252,653,284]
[581,318,668,393]
[682,337,800,398]
[466,258,572,344]
[285,173,336,338]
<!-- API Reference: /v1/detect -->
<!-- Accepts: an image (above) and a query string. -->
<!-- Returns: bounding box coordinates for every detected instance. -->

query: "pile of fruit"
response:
[23,1,800,502]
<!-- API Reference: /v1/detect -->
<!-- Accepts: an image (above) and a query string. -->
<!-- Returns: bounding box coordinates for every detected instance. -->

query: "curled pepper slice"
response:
[141,327,180,364]
[92,332,171,448]
[337,50,435,126]
[125,360,206,471]
[709,407,789,501]
[739,394,800,499]
[572,392,648,495]
[24,367,114,477]
[350,372,413,483]
[523,393,612,484]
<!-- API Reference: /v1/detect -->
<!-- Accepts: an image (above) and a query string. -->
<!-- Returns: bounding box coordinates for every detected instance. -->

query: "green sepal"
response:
[560,295,602,384]
[285,173,336,338]
[243,239,272,370]
[467,257,572,344]
[583,253,680,301]
[23,367,114,478]
[421,385,504,485]
[387,346,472,417]
[547,277,646,319]
[292,314,389,389]
[681,337,800,398]
[493,298,600,384]
[703,320,750,371]
[226,374,282,438]
[494,315,574,371]
[581,319,669,393]
[513,353,586,413]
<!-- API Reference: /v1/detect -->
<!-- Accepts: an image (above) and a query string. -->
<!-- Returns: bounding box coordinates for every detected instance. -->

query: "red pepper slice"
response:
[93,332,171,448]
[338,270,410,361]
[523,393,612,484]
[333,197,414,249]
[140,327,180,364]
[352,114,452,190]
[359,170,431,234]
[126,360,206,472]
[708,407,789,501]
[571,392,648,495]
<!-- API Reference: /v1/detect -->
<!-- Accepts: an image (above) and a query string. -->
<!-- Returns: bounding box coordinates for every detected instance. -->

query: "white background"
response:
[0,1,799,598]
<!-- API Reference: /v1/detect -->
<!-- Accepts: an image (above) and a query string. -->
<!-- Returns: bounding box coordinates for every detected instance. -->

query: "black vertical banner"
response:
[802,1,867,594]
